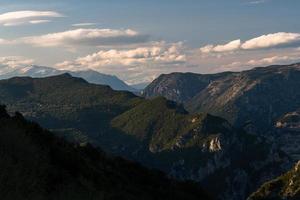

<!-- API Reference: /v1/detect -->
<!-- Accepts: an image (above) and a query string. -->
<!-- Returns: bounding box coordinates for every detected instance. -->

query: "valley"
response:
[1,63,299,199]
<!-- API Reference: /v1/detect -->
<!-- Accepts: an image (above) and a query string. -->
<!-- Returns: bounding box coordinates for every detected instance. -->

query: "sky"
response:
[0,0,300,84]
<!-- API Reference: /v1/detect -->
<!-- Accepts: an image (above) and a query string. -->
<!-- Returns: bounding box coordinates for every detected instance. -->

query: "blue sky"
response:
[0,0,300,83]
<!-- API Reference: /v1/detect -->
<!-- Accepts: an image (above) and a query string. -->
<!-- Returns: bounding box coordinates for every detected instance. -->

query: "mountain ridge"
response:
[143,63,300,132]
[0,65,137,92]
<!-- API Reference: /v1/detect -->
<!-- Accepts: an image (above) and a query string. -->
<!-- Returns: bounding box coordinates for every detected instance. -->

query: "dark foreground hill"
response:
[0,74,291,200]
[0,105,211,200]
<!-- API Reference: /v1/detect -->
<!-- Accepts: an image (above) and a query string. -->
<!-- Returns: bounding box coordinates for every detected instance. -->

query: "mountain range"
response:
[143,63,300,133]
[0,65,140,92]
[0,72,292,200]
[0,105,211,200]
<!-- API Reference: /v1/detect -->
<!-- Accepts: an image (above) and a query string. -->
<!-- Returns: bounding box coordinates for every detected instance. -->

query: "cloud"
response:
[0,10,63,26]
[200,39,241,53]
[0,56,34,67]
[246,55,300,66]
[29,20,51,24]
[0,56,34,74]
[247,0,267,4]
[200,32,300,53]
[55,42,186,84]
[0,38,9,44]
[241,32,300,50]
[72,23,96,27]
[19,28,149,47]
[217,52,300,72]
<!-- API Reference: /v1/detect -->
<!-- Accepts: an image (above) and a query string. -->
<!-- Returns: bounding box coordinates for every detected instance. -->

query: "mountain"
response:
[130,82,150,91]
[70,70,136,92]
[0,74,291,200]
[0,65,136,92]
[143,63,300,133]
[142,72,230,103]
[0,105,212,200]
[248,161,300,200]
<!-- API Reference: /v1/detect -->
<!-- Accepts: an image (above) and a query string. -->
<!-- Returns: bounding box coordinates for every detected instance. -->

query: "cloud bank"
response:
[55,42,186,83]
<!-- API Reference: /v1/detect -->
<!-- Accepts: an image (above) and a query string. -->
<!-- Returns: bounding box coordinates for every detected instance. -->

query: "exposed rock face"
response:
[248,161,300,200]
[143,63,300,133]
[209,137,222,152]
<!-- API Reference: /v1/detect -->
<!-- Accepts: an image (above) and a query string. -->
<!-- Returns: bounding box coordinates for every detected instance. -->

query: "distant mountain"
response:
[248,161,300,200]
[130,82,150,91]
[0,105,211,200]
[0,74,290,200]
[143,63,300,133]
[70,70,137,92]
[0,65,136,92]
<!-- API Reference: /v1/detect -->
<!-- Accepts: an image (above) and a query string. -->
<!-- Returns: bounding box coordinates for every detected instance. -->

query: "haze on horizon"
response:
[0,0,300,84]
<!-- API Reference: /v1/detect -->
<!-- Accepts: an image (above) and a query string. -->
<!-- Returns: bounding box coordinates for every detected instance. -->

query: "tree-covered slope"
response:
[248,161,300,200]
[0,105,212,200]
[112,96,232,153]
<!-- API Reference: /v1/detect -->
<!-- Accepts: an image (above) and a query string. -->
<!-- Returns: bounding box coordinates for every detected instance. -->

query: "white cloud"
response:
[241,32,300,50]
[55,42,186,84]
[0,10,63,26]
[200,32,300,53]
[200,39,241,53]
[72,23,96,27]
[19,28,149,47]
[29,20,51,24]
